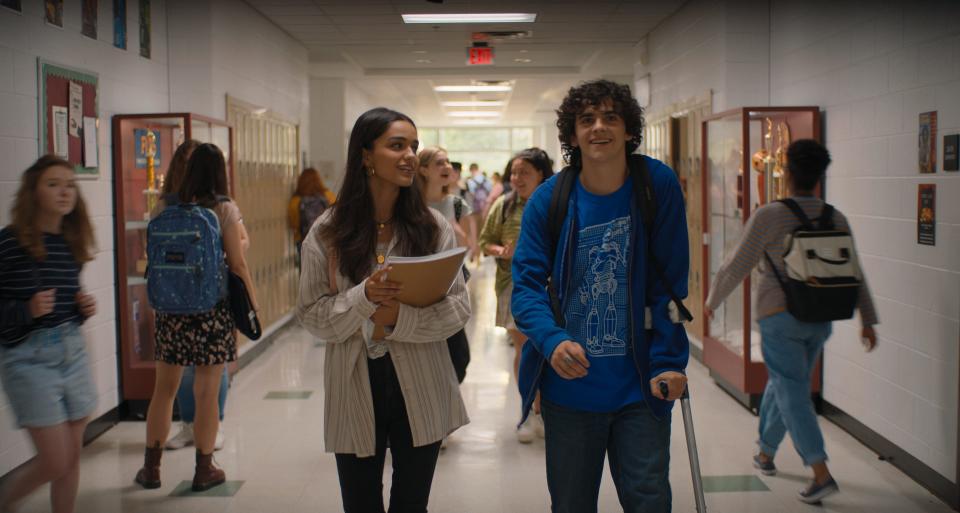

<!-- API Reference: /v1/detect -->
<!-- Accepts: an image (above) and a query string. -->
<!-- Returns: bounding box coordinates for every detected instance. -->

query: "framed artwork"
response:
[44,0,62,27]
[944,134,958,172]
[919,111,937,173]
[0,0,22,14]
[139,0,150,58]
[38,60,100,178]
[113,0,126,49]
[82,0,98,39]
[917,184,936,246]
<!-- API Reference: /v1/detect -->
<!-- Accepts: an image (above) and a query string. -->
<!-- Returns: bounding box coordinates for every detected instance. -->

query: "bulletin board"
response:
[37,59,100,178]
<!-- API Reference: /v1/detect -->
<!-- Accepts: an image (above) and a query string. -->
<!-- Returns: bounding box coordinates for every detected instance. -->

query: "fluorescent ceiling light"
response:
[448,111,501,118]
[442,101,505,107]
[434,85,512,93]
[402,13,536,24]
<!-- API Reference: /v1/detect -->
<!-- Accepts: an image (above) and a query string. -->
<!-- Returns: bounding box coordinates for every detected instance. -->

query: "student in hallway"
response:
[155,140,230,453]
[288,167,336,264]
[297,108,470,513]
[705,139,879,504]
[512,79,690,512]
[0,156,98,513]
[135,143,259,492]
[479,147,554,443]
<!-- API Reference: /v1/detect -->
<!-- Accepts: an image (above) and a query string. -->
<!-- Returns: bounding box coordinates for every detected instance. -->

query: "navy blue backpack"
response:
[146,196,227,314]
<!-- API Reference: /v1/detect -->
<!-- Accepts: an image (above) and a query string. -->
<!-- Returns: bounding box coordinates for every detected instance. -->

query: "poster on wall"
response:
[68,82,82,137]
[113,0,126,49]
[52,106,68,158]
[0,0,22,14]
[82,0,98,39]
[44,0,62,27]
[134,129,161,168]
[917,184,936,246]
[919,111,937,173]
[944,134,958,172]
[139,0,150,58]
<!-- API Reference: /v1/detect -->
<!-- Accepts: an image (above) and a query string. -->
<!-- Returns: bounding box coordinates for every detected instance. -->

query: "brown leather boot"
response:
[192,450,226,492]
[134,443,163,489]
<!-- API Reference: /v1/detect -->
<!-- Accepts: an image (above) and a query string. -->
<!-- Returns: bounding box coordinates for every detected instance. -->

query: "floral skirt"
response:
[155,299,236,366]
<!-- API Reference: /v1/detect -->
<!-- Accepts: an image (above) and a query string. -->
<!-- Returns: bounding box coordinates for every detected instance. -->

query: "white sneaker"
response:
[533,413,545,438]
[165,422,194,450]
[214,427,225,451]
[516,416,536,444]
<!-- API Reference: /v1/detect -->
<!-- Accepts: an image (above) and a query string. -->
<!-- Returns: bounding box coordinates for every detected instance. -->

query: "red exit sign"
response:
[467,46,494,66]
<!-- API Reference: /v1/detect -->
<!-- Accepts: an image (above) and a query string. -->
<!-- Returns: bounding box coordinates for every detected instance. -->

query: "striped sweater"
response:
[296,209,470,457]
[0,228,85,346]
[705,196,878,327]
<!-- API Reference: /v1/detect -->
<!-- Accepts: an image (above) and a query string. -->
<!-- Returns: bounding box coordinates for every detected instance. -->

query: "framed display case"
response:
[112,113,233,404]
[700,106,822,410]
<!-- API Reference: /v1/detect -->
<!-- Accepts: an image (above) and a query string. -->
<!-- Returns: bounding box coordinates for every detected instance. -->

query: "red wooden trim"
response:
[703,335,746,390]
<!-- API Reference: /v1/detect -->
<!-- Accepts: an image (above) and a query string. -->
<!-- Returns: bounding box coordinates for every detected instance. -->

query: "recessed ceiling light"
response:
[442,101,506,107]
[448,111,501,118]
[402,13,537,24]
[514,58,532,63]
[434,85,512,93]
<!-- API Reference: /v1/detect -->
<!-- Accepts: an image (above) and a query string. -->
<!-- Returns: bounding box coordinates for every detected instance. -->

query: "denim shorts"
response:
[0,323,97,428]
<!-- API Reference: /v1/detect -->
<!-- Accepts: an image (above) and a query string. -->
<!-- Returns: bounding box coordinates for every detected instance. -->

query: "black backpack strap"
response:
[547,167,578,262]
[453,196,463,222]
[817,203,836,230]
[630,156,693,323]
[778,198,815,230]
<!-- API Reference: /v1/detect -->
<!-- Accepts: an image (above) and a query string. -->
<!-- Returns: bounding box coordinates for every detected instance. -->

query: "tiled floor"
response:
[12,261,956,512]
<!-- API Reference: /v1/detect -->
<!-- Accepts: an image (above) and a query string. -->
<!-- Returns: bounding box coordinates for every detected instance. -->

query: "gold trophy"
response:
[751,118,775,205]
[137,131,159,274]
[142,131,160,221]
[773,121,791,200]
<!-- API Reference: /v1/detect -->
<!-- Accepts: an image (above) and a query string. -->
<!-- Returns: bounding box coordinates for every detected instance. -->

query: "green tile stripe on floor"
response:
[169,480,244,497]
[264,390,313,400]
[701,475,770,493]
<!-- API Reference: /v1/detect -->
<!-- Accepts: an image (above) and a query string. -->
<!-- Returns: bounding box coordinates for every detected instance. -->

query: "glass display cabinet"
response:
[700,106,821,410]
[112,113,232,404]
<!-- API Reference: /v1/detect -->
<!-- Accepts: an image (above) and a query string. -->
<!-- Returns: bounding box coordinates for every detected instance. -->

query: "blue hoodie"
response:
[511,155,690,423]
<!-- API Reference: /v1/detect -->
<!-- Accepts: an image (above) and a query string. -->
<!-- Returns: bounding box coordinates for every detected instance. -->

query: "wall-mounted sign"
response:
[944,134,958,171]
[918,184,936,246]
[467,46,494,66]
[919,111,937,173]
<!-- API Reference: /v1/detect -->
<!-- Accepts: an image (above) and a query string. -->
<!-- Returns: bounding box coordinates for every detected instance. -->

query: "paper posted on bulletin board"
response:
[38,59,100,177]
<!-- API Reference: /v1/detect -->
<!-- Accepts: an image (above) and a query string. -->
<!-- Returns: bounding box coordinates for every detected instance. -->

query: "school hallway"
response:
[4,261,949,513]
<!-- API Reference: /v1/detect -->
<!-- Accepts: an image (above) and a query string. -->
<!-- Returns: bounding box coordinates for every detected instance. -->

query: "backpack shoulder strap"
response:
[778,198,815,230]
[630,155,694,323]
[547,168,578,264]
[817,203,836,230]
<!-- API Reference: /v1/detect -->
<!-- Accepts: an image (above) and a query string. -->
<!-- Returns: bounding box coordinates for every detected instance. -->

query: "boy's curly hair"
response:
[555,79,645,167]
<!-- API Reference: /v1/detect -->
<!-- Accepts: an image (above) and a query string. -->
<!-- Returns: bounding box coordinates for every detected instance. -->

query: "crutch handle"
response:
[657,380,691,400]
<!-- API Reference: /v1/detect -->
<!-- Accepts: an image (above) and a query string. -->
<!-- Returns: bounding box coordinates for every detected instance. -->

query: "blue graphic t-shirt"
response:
[541,177,646,412]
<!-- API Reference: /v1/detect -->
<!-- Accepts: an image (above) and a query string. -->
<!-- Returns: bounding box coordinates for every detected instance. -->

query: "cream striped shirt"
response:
[297,208,471,457]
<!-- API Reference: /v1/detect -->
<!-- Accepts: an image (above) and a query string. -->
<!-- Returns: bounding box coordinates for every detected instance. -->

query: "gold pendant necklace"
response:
[376,220,391,265]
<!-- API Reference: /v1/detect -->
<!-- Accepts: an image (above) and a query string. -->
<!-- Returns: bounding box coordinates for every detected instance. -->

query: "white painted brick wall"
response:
[640,0,959,484]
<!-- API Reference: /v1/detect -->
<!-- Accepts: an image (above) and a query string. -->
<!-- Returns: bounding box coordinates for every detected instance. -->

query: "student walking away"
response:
[465,163,492,263]
[417,146,473,388]
[512,80,691,512]
[0,156,98,513]
[157,140,231,453]
[288,167,336,264]
[482,170,506,221]
[479,148,554,443]
[297,107,470,513]
[135,143,259,492]
[705,139,878,504]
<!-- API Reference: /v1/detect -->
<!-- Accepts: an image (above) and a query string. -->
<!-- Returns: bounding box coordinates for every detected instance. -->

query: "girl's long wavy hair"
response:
[318,107,439,284]
[179,143,230,208]
[162,139,201,196]
[9,155,96,264]
[295,167,331,197]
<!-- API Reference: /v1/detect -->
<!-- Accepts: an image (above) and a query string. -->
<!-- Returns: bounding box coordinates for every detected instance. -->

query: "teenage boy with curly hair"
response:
[512,79,690,512]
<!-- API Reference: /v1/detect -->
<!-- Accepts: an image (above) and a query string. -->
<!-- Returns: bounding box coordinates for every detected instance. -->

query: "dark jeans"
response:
[542,399,672,513]
[335,355,442,513]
